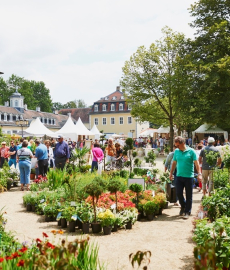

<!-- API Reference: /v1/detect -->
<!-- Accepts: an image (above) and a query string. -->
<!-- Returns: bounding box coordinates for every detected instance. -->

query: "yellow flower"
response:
[58,230,64,234]
[51,230,57,235]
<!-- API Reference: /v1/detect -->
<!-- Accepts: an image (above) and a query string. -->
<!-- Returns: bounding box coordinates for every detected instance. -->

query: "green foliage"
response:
[193,216,230,269]
[129,184,143,194]
[214,169,229,189]
[133,168,148,176]
[134,158,141,167]
[144,150,156,166]
[204,150,219,167]
[132,151,137,158]
[143,201,159,215]
[202,184,230,221]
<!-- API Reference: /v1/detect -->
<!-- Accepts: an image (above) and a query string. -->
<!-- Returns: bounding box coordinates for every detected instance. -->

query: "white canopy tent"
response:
[55,116,78,141]
[24,117,57,137]
[157,126,170,134]
[90,124,103,140]
[192,123,228,141]
[75,117,94,136]
[140,128,158,137]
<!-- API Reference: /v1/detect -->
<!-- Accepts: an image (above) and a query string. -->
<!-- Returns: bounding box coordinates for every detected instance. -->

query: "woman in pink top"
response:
[91,143,104,173]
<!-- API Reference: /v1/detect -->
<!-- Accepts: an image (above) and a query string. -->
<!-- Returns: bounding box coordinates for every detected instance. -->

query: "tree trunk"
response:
[169,120,174,151]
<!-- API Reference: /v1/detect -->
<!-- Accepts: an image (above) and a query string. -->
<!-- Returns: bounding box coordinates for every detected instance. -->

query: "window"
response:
[119,117,123,125]
[105,97,108,100]
[4,113,7,121]
[15,100,18,107]
[94,105,98,112]
[119,103,123,111]
[111,104,115,111]
[128,116,132,124]
[102,104,106,111]
[111,117,115,125]
[121,96,124,100]
[112,96,117,100]
[94,118,98,125]
[128,104,132,110]
[102,118,106,125]
[13,130,18,134]
[53,119,56,125]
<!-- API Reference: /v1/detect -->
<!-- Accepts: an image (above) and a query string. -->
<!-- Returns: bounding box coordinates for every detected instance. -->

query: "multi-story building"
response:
[89,86,149,138]
[0,89,70,135]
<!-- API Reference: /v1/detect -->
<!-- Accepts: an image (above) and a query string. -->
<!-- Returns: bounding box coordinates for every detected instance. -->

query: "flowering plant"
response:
[153,193,166,208]
[98,209,115,227]
[119,208,138,225]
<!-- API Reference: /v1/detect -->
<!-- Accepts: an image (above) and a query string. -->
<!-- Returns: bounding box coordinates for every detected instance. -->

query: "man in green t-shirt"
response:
[170,136,202,219]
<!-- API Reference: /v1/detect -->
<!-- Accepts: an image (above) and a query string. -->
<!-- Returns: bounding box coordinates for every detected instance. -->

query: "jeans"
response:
[91,161,98,172]
[172,172,178,201]
[176,176,193,214]
[55,157,67,170]
[19,160,31,185]
[8,158,17,168]
[0,157,8,168]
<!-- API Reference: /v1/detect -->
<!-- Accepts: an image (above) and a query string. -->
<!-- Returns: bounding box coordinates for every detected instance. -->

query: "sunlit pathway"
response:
[1,157,201,270]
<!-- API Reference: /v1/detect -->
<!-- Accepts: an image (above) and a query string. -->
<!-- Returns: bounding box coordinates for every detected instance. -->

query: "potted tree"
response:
[129,183,143,208]
[107,178,122,213]
[84,176,107,233]
[143,201,159,221]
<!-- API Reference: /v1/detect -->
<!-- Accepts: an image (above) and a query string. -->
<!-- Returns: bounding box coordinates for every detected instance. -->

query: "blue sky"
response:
[0,0,196,106]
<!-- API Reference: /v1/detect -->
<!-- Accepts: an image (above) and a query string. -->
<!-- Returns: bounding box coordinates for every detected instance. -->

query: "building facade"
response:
[89,86,149,138]
[0,89,70,135]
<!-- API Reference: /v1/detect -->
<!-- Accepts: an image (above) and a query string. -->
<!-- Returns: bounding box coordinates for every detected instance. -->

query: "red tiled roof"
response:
[95,89,124,103]
[58,108,91,123]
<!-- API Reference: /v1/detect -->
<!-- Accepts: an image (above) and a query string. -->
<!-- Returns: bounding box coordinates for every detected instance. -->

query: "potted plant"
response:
[120,209,138,229]
[153,193,167,215]
[78,203,94,234]
[107,178,122,213]
[30,168,36,180]
[143,201,159,221]
[98,209,115,235]
[6,178,13,191]
[129,183,143,208]
[61,206,77,232]
[84,177,107,233]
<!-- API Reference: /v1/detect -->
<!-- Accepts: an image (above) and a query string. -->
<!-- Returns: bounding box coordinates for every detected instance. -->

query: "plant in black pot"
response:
[143,201,159,221]
[107,178,122,213]
[84,176,107,233]
[61,206,77,232]
[98,209,115,235]
[78,203,94,234]
[129,183,143,208]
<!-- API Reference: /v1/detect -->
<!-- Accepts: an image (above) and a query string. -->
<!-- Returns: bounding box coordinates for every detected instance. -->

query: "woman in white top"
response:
[45,140,54,169]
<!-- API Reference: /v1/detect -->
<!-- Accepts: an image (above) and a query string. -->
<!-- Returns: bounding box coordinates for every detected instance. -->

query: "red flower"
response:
[18,247,28,253]
[42,232,48,238]
[36,238,42,243]
[46,242,55,249]
[0,258,4,263]
[17,260,25,267]
[11,252,21,259]
[5,256,12,261]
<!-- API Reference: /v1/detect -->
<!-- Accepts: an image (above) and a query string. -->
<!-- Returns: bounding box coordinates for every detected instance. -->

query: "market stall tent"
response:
[192,123,228,141]
[24,117,56,137]
[157,126,170,134]
[90,124,103,140]
[75,117,94,136]
[139,128,158,137]
[55,116,78,141]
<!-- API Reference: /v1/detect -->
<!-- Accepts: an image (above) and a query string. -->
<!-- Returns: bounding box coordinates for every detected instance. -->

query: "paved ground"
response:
[0,156,201,270]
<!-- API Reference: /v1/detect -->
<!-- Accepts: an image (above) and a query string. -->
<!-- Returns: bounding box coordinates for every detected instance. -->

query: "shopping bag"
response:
[98,161,103,175]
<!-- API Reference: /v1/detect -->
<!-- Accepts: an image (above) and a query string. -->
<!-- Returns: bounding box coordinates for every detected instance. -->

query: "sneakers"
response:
[183,213,190,219]
[179,208,185,216]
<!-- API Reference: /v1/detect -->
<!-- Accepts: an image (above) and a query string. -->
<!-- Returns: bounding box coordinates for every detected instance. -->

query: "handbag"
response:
[98,161,103,175]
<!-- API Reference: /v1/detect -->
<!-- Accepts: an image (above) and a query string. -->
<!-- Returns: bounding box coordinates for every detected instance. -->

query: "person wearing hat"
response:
[0,142,10,168]
[199,137,221,197]
[54,135,70,170]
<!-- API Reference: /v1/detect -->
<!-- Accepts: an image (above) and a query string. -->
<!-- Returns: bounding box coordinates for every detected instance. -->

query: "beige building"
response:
[89,86,149,138]
[0,89,70,136]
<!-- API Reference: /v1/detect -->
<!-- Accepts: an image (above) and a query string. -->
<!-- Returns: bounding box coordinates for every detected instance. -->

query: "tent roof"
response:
[75,117,94,135]
[25,117,55,137]
[56,116,76,134]
[194,123,226,134]
[140,128,158,136]
[90,124,103,135]
[157,126,170,134]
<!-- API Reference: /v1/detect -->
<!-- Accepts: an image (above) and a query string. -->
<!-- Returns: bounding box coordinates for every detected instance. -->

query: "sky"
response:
[0,0,196,107]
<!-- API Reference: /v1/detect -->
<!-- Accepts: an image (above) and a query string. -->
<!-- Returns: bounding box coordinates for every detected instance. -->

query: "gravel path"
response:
[0,157,202,270]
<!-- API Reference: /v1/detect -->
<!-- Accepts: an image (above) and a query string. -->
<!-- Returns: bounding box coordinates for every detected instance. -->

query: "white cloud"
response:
[0,0,196,106]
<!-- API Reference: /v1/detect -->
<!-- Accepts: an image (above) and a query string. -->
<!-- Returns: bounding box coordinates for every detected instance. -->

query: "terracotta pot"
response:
[30,173,35,180]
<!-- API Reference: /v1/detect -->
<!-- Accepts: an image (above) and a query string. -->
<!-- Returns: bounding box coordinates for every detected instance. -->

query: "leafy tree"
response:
[189,0,230,129]
[121,27,193,149]
[0,78,8,105]
[63,101,77,109]
[52,102,63,111]
[30,81,52,112]
[75,99,87,108]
